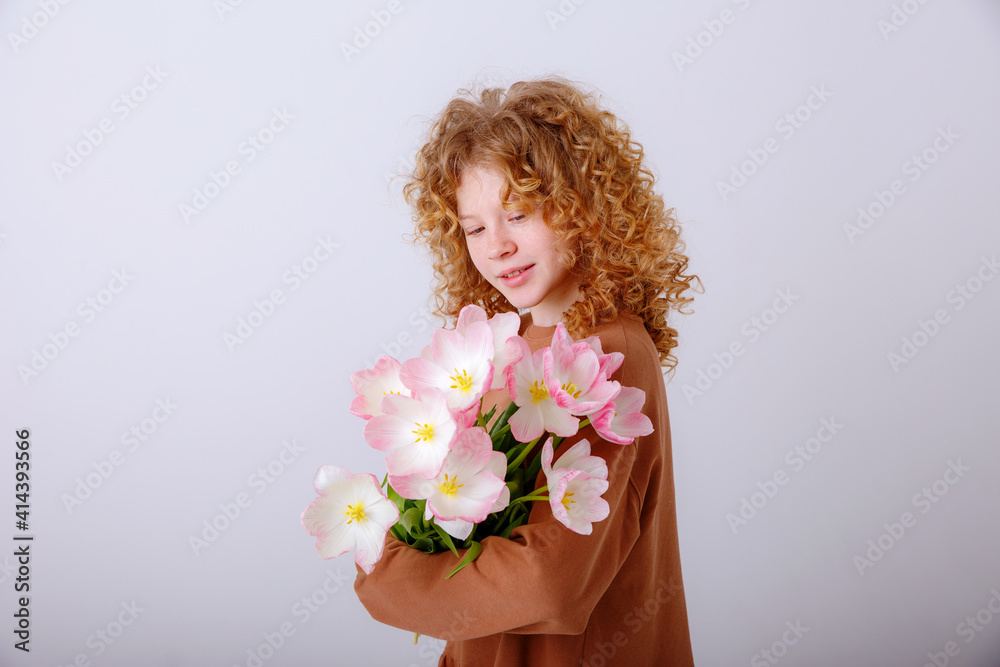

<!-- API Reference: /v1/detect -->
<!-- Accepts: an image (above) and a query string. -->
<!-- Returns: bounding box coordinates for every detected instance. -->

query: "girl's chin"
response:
[493,285,534,308]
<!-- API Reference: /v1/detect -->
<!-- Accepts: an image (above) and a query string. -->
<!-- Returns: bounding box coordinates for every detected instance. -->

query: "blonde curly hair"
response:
[403,76,701,374]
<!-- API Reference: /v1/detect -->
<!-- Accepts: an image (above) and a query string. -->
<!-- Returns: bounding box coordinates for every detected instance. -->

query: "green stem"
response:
[506,434,543,474]
[524,418,593,480]
[526,449,544,483]
[490,400,519,436]
[510,486,548,505]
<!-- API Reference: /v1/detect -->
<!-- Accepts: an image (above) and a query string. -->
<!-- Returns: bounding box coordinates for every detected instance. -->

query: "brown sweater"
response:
[354,313,694,666]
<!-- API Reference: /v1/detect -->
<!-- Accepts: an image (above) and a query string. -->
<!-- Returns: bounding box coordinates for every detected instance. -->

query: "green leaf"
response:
[411,529,436,540]
[400,507,424,536]
[482,404,497,425]
[446,541,482,579]
[501,511,530,539]
[432,522,460,559]
[491,400,519,437]
[386,483,405,513]
[412,537,435,553]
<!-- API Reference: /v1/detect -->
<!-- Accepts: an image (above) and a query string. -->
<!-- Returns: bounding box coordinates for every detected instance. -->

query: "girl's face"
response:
[456,165,581,327]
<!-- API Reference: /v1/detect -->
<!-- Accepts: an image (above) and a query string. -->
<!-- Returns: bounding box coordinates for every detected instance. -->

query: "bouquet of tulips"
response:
[301,305,653,578]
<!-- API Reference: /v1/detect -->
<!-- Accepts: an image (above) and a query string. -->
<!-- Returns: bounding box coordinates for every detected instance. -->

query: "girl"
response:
[354,76,700,666]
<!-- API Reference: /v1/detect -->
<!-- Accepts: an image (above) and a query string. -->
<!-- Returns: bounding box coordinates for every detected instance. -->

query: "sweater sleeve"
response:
[353,422,642,641]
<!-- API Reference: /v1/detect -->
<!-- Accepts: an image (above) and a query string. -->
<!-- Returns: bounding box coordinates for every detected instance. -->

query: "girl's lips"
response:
[498,264,533,287]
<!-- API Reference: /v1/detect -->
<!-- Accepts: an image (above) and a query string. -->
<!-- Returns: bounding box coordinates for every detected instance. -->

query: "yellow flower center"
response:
[449,368,474,393]
[439,474,464,496]
[529,380,549,403]
[561,491,576,511]
[412,423,435,442]
[561,381,581,399]
[345,503,366,524]
[382,389,401,396]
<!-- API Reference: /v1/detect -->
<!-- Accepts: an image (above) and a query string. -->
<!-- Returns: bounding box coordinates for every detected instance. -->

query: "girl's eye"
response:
[465,227,484,237]
[511,213,527,222]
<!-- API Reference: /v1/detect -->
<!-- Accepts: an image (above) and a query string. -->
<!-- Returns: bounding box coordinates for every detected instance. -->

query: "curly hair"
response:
[402,76,701,374]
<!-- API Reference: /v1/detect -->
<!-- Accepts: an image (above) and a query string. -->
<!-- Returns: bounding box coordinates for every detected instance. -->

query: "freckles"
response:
[465,247,490,282]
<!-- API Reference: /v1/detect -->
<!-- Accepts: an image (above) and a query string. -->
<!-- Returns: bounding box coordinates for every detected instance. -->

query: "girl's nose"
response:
[488,225,515,260]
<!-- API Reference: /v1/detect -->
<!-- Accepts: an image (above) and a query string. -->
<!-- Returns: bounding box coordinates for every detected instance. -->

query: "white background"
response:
[2,1,999,666]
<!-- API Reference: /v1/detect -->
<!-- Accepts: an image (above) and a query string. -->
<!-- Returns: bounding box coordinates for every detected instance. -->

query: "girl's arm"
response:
[353,424,641,640]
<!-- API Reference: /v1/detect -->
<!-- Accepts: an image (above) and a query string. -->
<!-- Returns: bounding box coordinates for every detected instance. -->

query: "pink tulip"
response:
[578,333,624,378]
[545,324,621,416]
[349,356,411,420]
[591,387,654,445]
[363,388,457,479]
[400,322,494,413]
[541,439,610,535]
[456,305,522,391]
[505,336,579,442]
[301,465,399,574]
[391,427,506,540]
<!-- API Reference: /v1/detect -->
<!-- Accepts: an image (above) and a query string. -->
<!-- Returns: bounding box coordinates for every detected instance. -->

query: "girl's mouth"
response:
[499,265,533,286]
